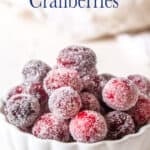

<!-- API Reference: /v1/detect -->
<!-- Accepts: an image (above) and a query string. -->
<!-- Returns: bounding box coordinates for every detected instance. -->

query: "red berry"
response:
[128,74,150,97]
[6,84,26,100]
[5,94,40,128]
[44,68,83,95]
[57,46,97,77]
[82,72,100,97]
[102,78,139,111]
[70,110,107,143]
[32,113,70,142]
[80,92,100,112]
[28,82,48,113]
[98,73,115,96]
[106,111,135,140]
[22,60,51,83]
[97,73,115,114]
[128,96,150,126]
[49,87,82,120]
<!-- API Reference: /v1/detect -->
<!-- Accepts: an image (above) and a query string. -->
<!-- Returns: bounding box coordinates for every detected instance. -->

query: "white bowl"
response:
[0,111,150,150]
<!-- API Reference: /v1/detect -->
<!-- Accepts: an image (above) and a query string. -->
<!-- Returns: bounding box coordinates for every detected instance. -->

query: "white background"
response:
[0,3,150,98]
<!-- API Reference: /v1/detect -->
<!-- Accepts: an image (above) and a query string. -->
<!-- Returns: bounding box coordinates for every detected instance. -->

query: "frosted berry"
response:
[57,46,97,77]
[5,94,40,128]
[102,78,139,111]
[22,60,51,83]
[128,74,150,97]
[49,87,82,119]
[80,92,100,112]
[70,110,107,143]
[28,82,48,113]
[128,96,150,126]
[98,73,115,96]
[82,73,100,97]
[106,111,135,140]
[32,113,70,142]
[6,84,26,100]
[44,68,83,95]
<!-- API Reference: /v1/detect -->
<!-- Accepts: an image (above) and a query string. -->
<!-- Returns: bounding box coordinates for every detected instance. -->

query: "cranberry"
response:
[70,110,107,143]
[28,82,48,113]
[49,87,82,120]
[32,113,70,142]
[5,94,40,128]
[128,74,150,97]
[102,78,139,111]
[22,59,51,83]
[98,73,115,97]
[106,111,135,140]
[82,73,100,97]
[128,96,150,126]
[44,68,83,95]
[57,45,97,77]
[7,84,26,100]
[80,92,100,112]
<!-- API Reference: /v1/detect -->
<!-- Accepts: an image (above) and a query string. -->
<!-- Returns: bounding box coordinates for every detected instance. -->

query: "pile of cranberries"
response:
[3,46,150,143]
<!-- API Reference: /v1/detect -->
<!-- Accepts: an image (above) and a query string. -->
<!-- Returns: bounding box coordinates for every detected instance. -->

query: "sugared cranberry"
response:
[6,84,26,100]
[70,110,107,143]
[128,74,150,97]
[57,46,97,77]
[28,82,48,113]
[82,73,100,97]
[5,94,40,128]
[80,92,100,112]
[49,87,82,120]
[44,68,83,95]
[98,73,115,97]
[32,113,70,142]
[98,73,115,114]
[128,96,150,126]
[22,60,51,83]
[102,78,139,111]
[106,111,135,140]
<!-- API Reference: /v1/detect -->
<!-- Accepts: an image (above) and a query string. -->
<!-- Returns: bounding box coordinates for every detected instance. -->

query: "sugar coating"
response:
[22,59,51,83]
[70,110,108,143]
[98,74,115,114]
[102,78,139,111]
[128,96,150,126]
[44,68,83,95]
[106,111,135,140]
[6,84,26,100]
[32,113,70,142]
[98,73,115,96]
[128,74,150,97]
[49,87,82,120]
[57,45,97,77]
[28,82,49,114]
[7,82,49,114]
[80,92,100,112]
[82,72,100,97]
[5,94,40,128]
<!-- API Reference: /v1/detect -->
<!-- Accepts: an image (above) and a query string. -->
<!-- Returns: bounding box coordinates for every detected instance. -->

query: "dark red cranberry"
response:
[22,59,51,83]
[106,111,135,140]
[7,84,26,100]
